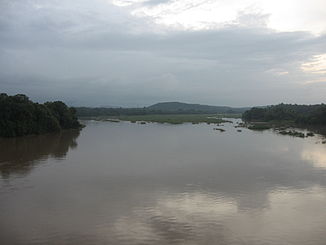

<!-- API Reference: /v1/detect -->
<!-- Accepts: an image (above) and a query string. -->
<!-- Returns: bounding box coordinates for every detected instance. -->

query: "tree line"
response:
[75,107,243,117]
[242,103,326,125]
[0,93,82,137]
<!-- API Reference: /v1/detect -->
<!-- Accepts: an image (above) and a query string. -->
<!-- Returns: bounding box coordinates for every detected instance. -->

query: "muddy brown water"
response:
[1,120,326,245]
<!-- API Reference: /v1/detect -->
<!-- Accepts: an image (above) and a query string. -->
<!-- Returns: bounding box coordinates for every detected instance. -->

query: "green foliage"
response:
[242,103,326,126]
[0,93,82,137]
[45,101,81,129]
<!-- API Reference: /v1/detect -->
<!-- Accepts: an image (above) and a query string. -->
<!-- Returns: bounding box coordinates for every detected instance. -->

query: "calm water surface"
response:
[1,120,326,245]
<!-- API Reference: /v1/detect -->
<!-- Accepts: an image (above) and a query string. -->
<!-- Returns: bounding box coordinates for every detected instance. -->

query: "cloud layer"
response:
[0,0,325,106]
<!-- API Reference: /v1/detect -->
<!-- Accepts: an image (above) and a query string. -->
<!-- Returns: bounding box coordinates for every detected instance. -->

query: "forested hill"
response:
[0,93,82,137]
[76,102,249,117]
[242,103,326,125]
[148,102,249,113]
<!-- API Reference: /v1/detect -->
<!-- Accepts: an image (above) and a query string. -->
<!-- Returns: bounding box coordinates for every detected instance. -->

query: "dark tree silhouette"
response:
[0,93,82,137]
[242,103,326,125]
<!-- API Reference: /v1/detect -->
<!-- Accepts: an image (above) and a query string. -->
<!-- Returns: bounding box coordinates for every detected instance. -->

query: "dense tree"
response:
[242,104,326,125]
[0,93,82,137]
[45,101,81,129]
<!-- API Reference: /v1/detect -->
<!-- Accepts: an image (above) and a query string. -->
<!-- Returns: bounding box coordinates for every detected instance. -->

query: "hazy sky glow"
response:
[0,0,325,106]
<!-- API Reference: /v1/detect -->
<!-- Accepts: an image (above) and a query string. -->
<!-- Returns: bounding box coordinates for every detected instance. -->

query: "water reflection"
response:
[0,129,80,178]
[109,187,326,245]
[302,148,326,169]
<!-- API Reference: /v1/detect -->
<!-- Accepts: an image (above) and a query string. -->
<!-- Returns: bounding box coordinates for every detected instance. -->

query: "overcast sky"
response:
[0,0,326,107]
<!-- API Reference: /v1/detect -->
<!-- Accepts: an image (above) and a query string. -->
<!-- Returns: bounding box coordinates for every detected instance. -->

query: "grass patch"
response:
[110,114,232,125]
[247,123,272,130]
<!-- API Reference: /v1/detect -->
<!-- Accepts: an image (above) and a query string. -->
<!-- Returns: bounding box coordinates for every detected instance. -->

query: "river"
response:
[1,120,326,245]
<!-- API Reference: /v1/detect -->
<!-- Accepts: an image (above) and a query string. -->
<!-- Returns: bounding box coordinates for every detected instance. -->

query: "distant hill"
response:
[147,102,249,114]
[75,102,250,117]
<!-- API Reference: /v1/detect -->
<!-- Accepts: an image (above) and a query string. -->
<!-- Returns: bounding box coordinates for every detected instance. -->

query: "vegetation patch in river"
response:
[277,130,305,138]
[247,123,272,130]
[213,128,225,132]
[94,114,232,125]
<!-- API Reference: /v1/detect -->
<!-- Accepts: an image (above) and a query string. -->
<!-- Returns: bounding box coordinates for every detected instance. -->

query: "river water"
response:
[1,120,326,245]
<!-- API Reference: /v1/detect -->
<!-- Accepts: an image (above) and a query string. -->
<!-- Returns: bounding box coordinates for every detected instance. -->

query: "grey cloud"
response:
[142,0,172,6]
[0,0,325,106]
